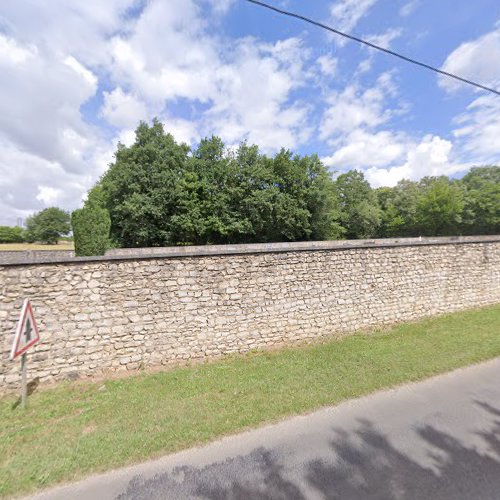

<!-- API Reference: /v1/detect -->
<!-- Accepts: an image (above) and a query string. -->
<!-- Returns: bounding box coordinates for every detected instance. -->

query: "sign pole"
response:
[21,352,27,409]
[10,299,40,409]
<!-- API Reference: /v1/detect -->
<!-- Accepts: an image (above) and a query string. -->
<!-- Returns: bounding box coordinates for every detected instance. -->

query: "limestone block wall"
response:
[0,237,499,391]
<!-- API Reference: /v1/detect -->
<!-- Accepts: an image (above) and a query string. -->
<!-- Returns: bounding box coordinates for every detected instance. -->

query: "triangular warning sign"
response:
[10,299,40,360]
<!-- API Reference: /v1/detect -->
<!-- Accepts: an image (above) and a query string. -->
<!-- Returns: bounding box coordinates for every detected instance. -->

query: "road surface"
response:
[31,357,500,499]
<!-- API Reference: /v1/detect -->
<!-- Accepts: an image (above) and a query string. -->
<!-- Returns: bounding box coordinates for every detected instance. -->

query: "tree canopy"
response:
[25,207,71,244]
[88,120,343,247]
[80,120,499,250]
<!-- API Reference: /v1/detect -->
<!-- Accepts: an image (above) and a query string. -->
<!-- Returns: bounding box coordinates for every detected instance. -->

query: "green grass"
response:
[1,304,500,498]
[0,241,74,251]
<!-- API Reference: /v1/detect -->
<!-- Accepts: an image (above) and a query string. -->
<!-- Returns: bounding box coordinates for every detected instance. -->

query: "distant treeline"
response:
[78,120,498,251]
[0,208,71,245]
[4,120,497,252]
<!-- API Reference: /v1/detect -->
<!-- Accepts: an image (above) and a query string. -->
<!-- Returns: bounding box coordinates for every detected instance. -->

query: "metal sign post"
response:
[10,299,40,409]
[21,352,27,409]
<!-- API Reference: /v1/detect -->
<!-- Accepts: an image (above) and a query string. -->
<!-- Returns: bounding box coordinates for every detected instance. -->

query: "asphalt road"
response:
[31,358,500,500]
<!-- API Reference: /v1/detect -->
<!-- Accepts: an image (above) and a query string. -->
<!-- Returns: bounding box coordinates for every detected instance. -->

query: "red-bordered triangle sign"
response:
[10,299,40,360]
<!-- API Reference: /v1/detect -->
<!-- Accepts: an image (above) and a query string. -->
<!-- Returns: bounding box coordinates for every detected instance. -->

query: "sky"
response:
[0,0,499,225]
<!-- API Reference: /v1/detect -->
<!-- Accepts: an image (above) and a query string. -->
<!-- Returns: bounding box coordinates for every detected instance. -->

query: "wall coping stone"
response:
[1,235,499,267]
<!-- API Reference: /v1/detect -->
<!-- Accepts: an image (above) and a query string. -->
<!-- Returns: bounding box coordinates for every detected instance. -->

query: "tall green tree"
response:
[94,119,191,247]
[188,136,252,244]
[461,166,500,235]
[376,180,420,237]
[25,207,71,244]
[335,170,381,239]
[89,120,343,247]
[414,177,465,236]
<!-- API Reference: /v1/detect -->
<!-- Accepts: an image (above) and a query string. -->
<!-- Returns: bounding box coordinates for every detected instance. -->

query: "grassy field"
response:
[0,241,74,251]
[1,304,499,497]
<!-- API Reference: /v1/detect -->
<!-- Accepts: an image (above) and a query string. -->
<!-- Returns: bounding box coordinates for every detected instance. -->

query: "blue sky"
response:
[0,0,499,224]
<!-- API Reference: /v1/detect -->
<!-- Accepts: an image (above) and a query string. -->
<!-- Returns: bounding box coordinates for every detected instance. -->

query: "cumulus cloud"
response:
[453,94,500,162]
[365,136,468,187]
[36,186,64,205]
[317,55,338,76]
[399,0,420,18]
[0,0,314,223]
[0,0,493,223]
[329,0,378,34]
[0,34,37,65]
[105,1,311,151]
[206,37,312,152]
[320,72,397,140]
[439,29,500,93]
[320,70,467,187]
[0,28,108,224]
[365,28,403,49]
[100,88,148,129]
[322,129,409,170]
[440,28,500,164]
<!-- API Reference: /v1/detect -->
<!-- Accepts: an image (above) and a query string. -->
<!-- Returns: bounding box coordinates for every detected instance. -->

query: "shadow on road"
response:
[117,400,500,500]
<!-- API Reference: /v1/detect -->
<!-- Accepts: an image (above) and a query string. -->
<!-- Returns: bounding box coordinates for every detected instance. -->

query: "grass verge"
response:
[0,241,74,251]
[1,304,500,497]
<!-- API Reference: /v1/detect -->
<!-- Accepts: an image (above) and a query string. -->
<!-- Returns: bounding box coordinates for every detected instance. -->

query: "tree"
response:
[461,166,500,235]
[188,136,252,244]
[72,207,111,256]
[376,180,420,237]
[25,207,71,244]
[88,120,343,247]
[335,170,381,239]
[0,226,25,243]
[414,177,465,236]
[94,119,191,247]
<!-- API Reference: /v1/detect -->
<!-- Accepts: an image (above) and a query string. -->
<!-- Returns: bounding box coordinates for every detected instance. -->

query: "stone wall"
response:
[1,237,499,391]
[0,250,74,265]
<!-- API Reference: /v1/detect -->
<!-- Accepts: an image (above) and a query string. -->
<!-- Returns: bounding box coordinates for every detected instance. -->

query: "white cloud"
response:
[317,55,338,76]
[104,1,311,152]
[0,34,37,65]
[204,0,235,15]
[36,186,64,205]
[206,37,312,152]
[365,135,468,187]
[322,129,409,170]
[329,0,378,34]
[107,0,220,105]
[0,0,139,67]
[365,28,403,49]
[0,0,316,223]
[453,94,500,162]
[319,69,467,187]
[0,35,102,176]
[64,56,98,90]
[320,72,397,140]
[439,29,500,93]
[356,58,373,75]
[163,118,200,146]
[440,28,500,164]
[399,0,420,18]
[0,139,95,224]
[100,88,148,128]
[115,129,137,148]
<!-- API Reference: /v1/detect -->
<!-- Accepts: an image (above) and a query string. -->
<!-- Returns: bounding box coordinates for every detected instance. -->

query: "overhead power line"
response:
[245,0,500,97]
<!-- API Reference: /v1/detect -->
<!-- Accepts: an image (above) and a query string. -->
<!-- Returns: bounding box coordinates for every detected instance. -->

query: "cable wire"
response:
[245,0,500,97]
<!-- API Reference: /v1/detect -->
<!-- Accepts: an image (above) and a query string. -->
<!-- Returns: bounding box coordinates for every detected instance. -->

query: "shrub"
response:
[72,207,111,256]
[0,226,25,243]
